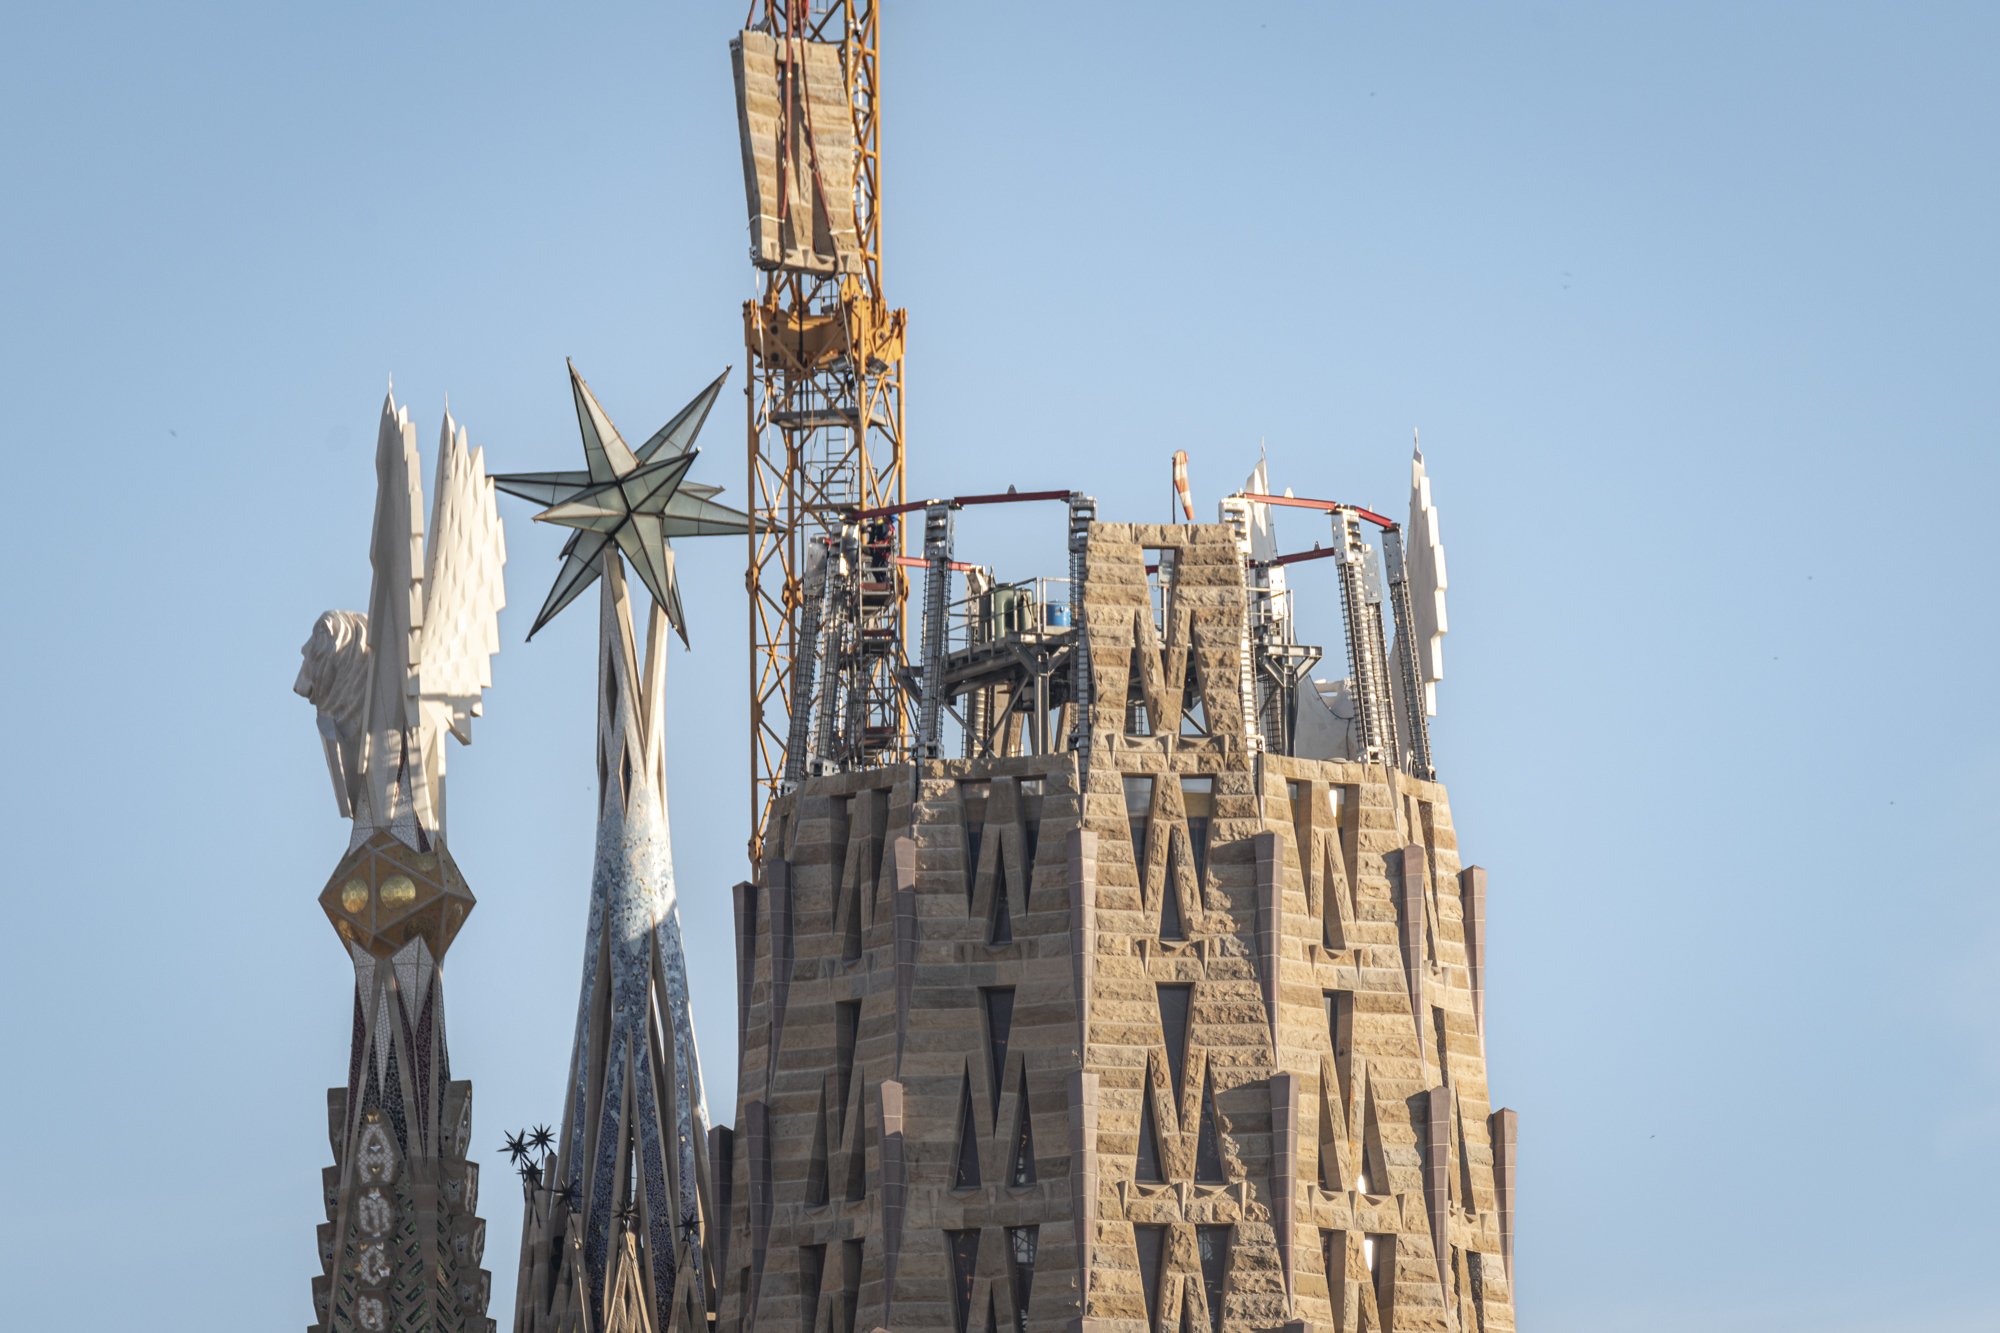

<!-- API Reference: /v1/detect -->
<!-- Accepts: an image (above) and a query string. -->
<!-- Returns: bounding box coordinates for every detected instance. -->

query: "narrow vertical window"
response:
[1157,984,1193,1105]
[801,1243,826,1333]
[1006,1225,1038,1333]
[1018,777,1045,883]
[1194,1225,1230,1333]
[1135,1085,1165,1183]
[1325,989,1353,1105]
[1180,776,1213,887]
[1317,1068,1344,1192]
[844,1110,867,1202]
[1286,779,1310,867]
[954,1071,982,1188]
[947,1230,981,1333]
[1123,775,1156,871]
[1328,785,1353,891]
[983,989,1015,1116]
[1009,1069,1037,1185]
[842,866,864,962]
[835,1001,860,1128]
[960,781,992,905]
[806,1085,829,1206]
[1194,1073,1226,1183]
[1125,637,1152,735]
[1433,1006,1449,1080]
[840,1239,863,1333]
[1134,1225,1168,1332]
[1367,1233,1396,1326]
[1322,1229,1348,1327]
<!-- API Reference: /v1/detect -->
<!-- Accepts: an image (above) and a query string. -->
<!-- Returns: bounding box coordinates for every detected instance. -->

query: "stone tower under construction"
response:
[715,513,1518,1332]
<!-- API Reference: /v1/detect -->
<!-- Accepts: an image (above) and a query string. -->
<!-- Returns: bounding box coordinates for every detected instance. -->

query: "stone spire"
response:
[513,558,711,1333]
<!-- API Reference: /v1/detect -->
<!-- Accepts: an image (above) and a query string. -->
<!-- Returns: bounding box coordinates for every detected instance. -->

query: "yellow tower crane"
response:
[732,0,908,866]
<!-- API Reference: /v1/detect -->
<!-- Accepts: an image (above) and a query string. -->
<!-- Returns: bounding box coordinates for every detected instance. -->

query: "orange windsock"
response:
[1172,450,1194,521]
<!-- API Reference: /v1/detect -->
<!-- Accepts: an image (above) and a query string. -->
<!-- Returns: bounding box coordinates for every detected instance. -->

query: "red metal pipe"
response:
[1238,492,1398,531]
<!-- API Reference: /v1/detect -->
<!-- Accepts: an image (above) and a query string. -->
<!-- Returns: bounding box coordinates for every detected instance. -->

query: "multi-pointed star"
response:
[493,361,750,642]
[529,1123,555,1156]
[501,1130,530,1165]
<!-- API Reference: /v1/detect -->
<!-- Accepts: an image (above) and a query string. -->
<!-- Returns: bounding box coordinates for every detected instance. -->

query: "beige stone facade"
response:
[715,523,1517,1332]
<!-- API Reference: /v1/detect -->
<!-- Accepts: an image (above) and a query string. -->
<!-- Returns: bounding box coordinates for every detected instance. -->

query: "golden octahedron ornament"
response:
[318,830,475,960]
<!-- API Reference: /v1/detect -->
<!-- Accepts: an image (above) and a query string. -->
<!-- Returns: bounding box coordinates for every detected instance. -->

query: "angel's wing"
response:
[360,391,426,828]
[1406,446,1448,717]
[419,410,508,746]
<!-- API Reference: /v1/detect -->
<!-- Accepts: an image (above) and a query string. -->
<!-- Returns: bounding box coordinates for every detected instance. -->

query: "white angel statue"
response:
[294,389,507,846]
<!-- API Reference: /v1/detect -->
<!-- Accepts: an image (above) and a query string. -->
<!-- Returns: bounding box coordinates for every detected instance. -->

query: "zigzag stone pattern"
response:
[712,523,1517,1332]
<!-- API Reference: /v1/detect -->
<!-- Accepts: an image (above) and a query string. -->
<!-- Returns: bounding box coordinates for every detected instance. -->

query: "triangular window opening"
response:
[1179,649,1209,736]
[1326,990,1353,1106]
[989,883,1014,946]
[954,1072,982,1189]
[960,781,991,907]
[1125,634,1152,736]
[1194,1074,1226,1184]
[1179,1297,1197,1333]
[1135,1084,1166,1183]
[1318,1069,1344,1192]
[1009,1070,1036,1185]
[1157,984,1193,1106]
[1006,1226,1038,1333]
[983,989,1015,1116]
[1323,840,1349,950]
[1194,1225,1230,1333]
[947,1230,980,1333]
[1123,775,1155,873]
[984,1290,997,1333]
[1360,1097,1389,1197]
[1180,777,1213,888]
[1135,1225,1168,1333]
[835,1001,860,1133]
[1158,873,1186,942]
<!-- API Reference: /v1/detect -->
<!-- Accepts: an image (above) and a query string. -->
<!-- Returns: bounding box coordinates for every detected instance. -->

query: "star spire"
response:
[492,361,749,643]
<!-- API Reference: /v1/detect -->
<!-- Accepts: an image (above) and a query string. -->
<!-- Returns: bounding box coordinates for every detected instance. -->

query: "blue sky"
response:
[2,2,1995,1329]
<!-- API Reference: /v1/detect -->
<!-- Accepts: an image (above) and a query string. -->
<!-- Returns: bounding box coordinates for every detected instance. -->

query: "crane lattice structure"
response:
[735,0,907,866]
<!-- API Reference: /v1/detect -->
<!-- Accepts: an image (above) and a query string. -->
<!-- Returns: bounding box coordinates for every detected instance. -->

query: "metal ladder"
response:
[1333,508,1401,765]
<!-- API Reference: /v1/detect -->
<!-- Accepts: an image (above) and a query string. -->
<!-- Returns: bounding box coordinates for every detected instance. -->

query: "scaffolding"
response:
[736,0,907,865]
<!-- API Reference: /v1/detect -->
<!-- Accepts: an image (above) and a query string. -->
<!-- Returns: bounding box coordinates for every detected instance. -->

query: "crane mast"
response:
[736,0,908,865]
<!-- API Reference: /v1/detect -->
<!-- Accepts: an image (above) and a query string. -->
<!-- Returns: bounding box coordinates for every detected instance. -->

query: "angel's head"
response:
[295,610,370,729]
